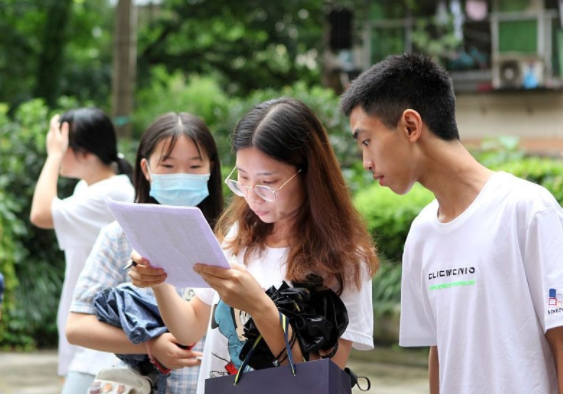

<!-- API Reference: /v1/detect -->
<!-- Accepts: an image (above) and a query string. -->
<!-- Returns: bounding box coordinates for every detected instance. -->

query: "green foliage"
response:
[58,0,115,106]
[137,0,326,95]
[411,16,462,65]
[355,182,429,331]
[33,0,74,107]
[371,258,403,318]
[0,105,32,349]
[1,0,375,111]
[0,0,114,109]
[133,68,230,141]
[493,158,563,204]
[0,98,79,349]
[471,135,525,167]
[472,136,563,203]
[134,76,365,191]
[220,82,361,169]
[355,184,434,262]
[2,0,331,109]
[0,0,45,106]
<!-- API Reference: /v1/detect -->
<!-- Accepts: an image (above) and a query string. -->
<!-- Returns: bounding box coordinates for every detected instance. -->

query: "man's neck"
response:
[419,142,494,223]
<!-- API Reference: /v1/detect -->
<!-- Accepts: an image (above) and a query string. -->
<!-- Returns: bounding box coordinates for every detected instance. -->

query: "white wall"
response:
[456,91,563,154]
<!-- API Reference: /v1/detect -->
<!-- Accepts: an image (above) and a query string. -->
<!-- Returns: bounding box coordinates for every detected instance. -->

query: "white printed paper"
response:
[106,198,231,288]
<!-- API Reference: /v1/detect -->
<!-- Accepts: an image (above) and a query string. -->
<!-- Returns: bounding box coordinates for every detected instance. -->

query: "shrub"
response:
[133,67,230,152]
[135,76,367,191]
[472,136,563,203]
[5,86,563,348]
[371,258,403,318]
[493,158,563,204]
[355,184,433,323]
[471,135,524,167]
[0,98,80,349]
[355,184,434,262]
[226,81,359,167]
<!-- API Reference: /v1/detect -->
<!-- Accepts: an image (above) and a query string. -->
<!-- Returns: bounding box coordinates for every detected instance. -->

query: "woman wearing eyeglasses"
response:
[129,97,378,393]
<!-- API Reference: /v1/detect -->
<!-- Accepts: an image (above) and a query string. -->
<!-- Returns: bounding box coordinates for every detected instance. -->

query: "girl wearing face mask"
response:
[65,112,223,394]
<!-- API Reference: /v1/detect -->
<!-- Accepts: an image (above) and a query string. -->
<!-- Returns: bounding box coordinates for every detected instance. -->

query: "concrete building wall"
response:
[456,91,563,155]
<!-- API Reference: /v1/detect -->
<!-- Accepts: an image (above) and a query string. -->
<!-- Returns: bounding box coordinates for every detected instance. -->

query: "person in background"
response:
[129,97,378,394]
[30,108,135,394]
[66,112,224,394]
[340,52,563,394]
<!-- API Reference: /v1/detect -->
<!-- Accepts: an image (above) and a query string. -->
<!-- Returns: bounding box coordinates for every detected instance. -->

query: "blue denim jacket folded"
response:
[94,283,170,393]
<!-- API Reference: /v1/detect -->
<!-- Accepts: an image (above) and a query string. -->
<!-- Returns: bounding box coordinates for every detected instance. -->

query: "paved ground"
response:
[348,348,428,394]
[0,350,62,394]
[0,348,428,394]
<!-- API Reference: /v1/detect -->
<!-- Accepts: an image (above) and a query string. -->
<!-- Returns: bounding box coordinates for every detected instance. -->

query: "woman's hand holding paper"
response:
[193,262,271,315]
[128,250,168,288]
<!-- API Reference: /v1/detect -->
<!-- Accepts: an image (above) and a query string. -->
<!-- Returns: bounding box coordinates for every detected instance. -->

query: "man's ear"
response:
[401,109,423,142]
[140,158,151,181]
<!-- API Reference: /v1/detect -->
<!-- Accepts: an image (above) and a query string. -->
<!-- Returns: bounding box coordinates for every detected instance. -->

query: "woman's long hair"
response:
[216,98,378,293]
[133,112,224,228]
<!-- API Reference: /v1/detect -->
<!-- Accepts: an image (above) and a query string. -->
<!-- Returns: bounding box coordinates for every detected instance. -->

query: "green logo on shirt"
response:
[429,280,476,290]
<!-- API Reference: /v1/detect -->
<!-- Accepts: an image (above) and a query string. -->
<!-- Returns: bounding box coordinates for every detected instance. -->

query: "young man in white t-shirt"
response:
[340,53,563,394]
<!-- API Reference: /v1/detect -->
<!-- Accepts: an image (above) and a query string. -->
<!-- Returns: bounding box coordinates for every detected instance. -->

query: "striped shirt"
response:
[71,220,202,394]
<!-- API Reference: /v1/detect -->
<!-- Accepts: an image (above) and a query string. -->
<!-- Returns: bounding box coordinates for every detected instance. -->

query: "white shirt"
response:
[52,174,134,376]
[400,172,563,394]
[194,245,373,394]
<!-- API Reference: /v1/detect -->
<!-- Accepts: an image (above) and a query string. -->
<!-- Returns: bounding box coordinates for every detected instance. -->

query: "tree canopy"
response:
[0,0,361,109]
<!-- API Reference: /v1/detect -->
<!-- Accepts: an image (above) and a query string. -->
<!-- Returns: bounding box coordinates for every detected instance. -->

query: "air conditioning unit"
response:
[492,54,544,89]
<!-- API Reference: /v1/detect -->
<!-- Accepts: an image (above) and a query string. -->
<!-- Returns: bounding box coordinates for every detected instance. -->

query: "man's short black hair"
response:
[340,52,460,141]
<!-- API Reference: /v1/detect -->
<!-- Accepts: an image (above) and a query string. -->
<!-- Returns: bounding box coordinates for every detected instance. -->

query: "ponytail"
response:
[114,154,133,182]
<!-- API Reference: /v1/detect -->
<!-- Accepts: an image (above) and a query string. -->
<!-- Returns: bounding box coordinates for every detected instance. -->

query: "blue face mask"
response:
[149,171,211,207]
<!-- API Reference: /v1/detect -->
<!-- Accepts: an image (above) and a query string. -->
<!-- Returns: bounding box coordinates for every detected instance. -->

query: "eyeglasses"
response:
[224,166,302,202]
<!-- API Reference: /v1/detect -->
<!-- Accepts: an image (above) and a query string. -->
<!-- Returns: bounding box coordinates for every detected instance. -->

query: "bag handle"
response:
[234,311,296,384]
[344,367,372,391]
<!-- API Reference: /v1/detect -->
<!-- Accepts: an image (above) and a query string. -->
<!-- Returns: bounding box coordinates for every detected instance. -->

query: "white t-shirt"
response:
[400,171,563,394]
[52,174,134,376]
[194,245,374,394]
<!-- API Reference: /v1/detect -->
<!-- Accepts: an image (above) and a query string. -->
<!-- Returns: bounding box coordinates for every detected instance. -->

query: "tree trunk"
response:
[112,0,137,138]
